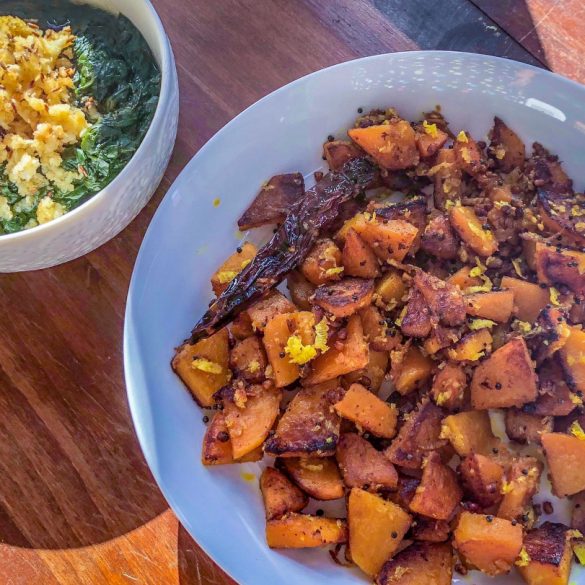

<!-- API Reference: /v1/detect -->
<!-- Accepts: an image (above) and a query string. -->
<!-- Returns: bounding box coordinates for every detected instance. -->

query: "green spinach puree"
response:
[0,0,160,234]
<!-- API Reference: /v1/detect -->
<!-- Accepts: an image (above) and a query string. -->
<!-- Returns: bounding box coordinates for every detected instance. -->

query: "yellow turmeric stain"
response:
[213,197,221,207]
[240,472,255,482]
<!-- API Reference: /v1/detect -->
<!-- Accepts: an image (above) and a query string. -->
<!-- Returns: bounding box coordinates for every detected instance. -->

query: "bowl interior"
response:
[125,51,585,585]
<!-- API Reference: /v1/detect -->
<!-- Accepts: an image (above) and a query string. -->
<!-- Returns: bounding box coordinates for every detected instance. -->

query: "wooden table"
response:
[1,1,583,583]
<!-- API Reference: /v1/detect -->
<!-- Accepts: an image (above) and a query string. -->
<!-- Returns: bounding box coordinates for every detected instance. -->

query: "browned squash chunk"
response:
[344,348,389,392]
[447,265,483,290]
[385,400,446,469]
[373,197,427,253]
[416,122,449,158]
[454,131,484,175]
[342,228,381,278]
[518,522,573,585]
[400,289,432,338]
[537,188,585,247]
[231,310,254,340]
[560,325,585,393]
[431,362,467,411]
[279,457,344,500]
[433,148,462,210]
[336,433,398,491]
[238,173,304,230]
[497,456,542,521]
[471,337,538,409]
[441,410,501,457]
[259,467,308,520]
[375,269,407,306]
[409,452,462,520]
[420,213,459,260]
[353,217,419,263]
[504,408,552,445]
[263,311,316,387]
[376,541,453,585]
[201,412,234,465]
[534,358,578,416]
[359,304,401,352]
[305,314,369,384]
[266,513,347,548]
[542,432,585,496]
[210,242,258,295]
[323,139,363,170]
[333,383,398,438]
[448,329,493,362]
[423,326,461,356]
[229,335,267,382]
[450,205,498,257]
[390,344,434,395]
[348,121,419,170]
[300,238,343,285]
[414,269,466,326]
[453,511,523,576]
[459,453,504,507]
[348,487,412,577]
[313,277,374,318]
[535,306,571,362]
[411,518,451,543]
[501,276,549,322]
[264,383,341,457]
[223,385,282,459]
[172,328,230,407]
[465,290,515,323]
[247,290,296,332]
[489,116,525,172]
[535,241,585,295]
[286,270,315,310]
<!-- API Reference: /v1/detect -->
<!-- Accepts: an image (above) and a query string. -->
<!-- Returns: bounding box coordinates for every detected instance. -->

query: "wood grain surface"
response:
[0,1,583,584]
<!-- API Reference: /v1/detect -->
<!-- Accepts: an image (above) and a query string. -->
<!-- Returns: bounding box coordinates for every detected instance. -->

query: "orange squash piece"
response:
[448,329,492,362]
[348,488,412,577]
[447,265,483,290]
[201,412,234,465]
[465,290,515,323]
[375,269,407,305]
[333,383,398,438]
[441,410,501,457]
[431,362,467,411]
[449,205,498,257]
[559,325,585,393]
[342,228,380,278]
[266,513,347,548]
[459,453,504,508]
[280,457,344,501]
[391,344,434,395]
[172,327,230,407]
[453,512,523,576]
[259,467,308,520]
[542,432,585,497]
[501,276,549,322]
[535,241,585,295]
[352,217,419,263]
[246,290,295,332]
[210,242,257,295]
[300,238,343,285]
[344,348,390,392]
[497,456,542,521]
[348,121,419,170]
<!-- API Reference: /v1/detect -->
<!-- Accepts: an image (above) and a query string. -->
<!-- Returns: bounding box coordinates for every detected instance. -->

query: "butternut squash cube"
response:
[449,205,498,257]
[279,457,344,501]
[266,513,347,548]
[210,242,257,295]
[542,432,585,497]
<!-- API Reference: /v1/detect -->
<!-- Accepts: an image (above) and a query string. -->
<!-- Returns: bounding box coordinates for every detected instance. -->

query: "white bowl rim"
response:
[124,49,585,584]
[0,0,171,243]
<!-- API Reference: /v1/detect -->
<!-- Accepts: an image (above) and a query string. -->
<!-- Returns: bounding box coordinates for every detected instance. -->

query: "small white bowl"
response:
[0,0,178,272]
[125,52,585,585]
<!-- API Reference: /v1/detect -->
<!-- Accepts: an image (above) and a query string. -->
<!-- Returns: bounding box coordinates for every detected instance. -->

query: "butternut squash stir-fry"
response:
[174,108,585,584]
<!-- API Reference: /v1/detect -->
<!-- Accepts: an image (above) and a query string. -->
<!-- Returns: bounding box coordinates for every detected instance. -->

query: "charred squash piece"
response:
[264,382,341,457]
[518,522,573,585]
[400,289,432,338]
[453,512,523,576]
[333,383,398,438]
[223,385,282,459]
[464,290,515,323]
[489,116,525,172]
[441,410,501,457]
[190,157,376,341]
[279,457,344,501]
[453,131,485,175]
[323,139,363,171]
[414,269,466,326]
[238,173,304,230]
[430,362,467,411]
[537,188,585,247]
[534,241,585,295]
[172,328,231,407]
[528,142,573,192]
[504,408,552,445]
[336,433,398,491]
[471,337,538,409]
[342,228,380,278]
[533,358,578,417]
[411,518,451,543]
[246,290,296,332]
[259,467,308,520]
[348,488,412,577]
[211,242,258,296]
[286,270,315,310]
[501,276,549,323]
[542,432,585,497]
[348,121,419,170]
[376,542,453,585]
[313,277,374,318]
[409,451,462,520]
[390,344,434,395]
[266,513,347,548]
[230,311,255,340]
[449,205,498,257]
[385,399,447,469]
[459,453,504,508]
[420,213,459,260]
[229,335,267,383]
[300,238,343,285]
[305,314,369,384]
[201,412,234,465]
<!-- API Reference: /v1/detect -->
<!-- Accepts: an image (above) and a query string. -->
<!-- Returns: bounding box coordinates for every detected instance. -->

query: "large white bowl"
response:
[125,52,585,585]
[0,0,178,272]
